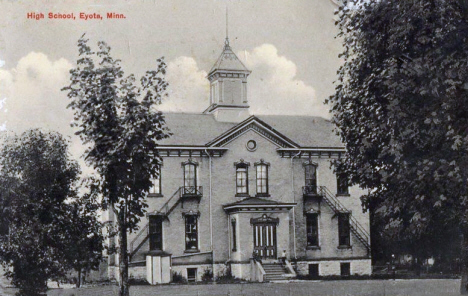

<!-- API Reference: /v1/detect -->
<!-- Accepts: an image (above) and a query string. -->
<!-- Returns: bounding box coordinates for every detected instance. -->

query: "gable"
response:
[206,116,299,148]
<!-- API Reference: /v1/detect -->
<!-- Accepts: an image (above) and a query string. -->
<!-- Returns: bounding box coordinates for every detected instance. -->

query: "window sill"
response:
[236,193,250,198]
[306,246,321,250]
[184,249,200,254]
[336,193,350,197]
[148,193,164,198]
[255,193,270,198]
[337,245,352,250]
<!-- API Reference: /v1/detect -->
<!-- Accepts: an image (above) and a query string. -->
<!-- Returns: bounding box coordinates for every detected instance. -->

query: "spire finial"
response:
[225,6,230,47]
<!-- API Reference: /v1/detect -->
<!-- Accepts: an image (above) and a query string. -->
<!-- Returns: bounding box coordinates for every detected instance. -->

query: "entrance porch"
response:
[223,197,296,280]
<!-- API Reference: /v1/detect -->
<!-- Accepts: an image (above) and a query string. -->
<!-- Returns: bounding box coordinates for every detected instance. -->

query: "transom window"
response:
[235,160,250,196]
[255,160,270,196]
[185,215,199,251]
[304,162,318,194]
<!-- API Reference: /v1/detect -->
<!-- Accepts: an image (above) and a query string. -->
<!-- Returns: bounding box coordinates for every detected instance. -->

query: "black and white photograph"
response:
[0,0,466,295]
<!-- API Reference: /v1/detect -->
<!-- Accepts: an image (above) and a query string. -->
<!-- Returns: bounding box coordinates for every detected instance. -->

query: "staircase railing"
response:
[318,186,371,254]
[159,187,183,216]
[129,187,183,258]
[129,223,149,256]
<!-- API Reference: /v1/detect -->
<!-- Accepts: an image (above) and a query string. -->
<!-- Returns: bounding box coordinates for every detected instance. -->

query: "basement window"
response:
[187,268,197,282]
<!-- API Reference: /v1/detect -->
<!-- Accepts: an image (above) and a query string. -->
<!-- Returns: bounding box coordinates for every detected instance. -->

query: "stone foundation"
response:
[295,259,371,276]
[129,266,146,280]
[231,263,251,280]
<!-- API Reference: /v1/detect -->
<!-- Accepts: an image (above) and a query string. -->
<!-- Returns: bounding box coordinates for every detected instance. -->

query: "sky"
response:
[0,0,343,163]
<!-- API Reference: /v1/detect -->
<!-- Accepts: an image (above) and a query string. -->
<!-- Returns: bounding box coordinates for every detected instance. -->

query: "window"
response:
[340,262,351,276]
[231,219,237,252]
[235,160,249,196]
[185,215,198,251]
[308,264,319,279]
[255,160,269,196]
[338,213,351,247]
[187,268,197,282]
[182,159,198,195]
[149,167,162,196]
[246,140,257,151]
[304,163,317,194]
[337,173,349,195]
[306,213,319,247]
[149,215,163,250]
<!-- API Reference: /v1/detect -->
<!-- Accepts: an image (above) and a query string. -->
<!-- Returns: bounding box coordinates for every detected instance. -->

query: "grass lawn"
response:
[23,279,461,296]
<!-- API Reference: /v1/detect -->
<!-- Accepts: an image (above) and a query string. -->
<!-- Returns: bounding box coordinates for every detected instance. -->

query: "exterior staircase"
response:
[318,186,371,255]
[129,186,202,261]
[262,263,290,282]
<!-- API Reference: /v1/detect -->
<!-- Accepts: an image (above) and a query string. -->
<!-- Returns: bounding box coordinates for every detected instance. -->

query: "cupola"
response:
[203,29,251,122]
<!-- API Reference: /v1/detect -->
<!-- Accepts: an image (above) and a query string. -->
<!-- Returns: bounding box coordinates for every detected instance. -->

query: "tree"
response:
[61,185,104,288]
[63,35,170,296]
[328,0,468,292]
[0,129,80,296]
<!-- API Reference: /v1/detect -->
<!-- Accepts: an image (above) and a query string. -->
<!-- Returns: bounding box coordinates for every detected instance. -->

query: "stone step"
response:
[265,276,286,281]
[263,268,286,272]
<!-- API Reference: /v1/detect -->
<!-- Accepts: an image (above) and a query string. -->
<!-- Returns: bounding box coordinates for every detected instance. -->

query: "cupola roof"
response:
[208,39,250,75]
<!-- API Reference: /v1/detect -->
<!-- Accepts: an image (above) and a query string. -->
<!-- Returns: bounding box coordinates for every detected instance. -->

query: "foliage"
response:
[61,182,104,288]
[63,35,170,296]
[128,276,150,285]
[171,272,187,284]
[201,268,213,282]
[328,0,468,292]
[0,129,81,296]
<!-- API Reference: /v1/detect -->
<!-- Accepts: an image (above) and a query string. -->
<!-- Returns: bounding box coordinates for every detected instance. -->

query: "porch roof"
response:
[223,197,296,213]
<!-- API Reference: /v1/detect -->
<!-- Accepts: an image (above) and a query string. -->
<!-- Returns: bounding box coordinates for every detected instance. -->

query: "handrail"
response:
[129,187,182,256]
[302,185,319,196]
[129,186,204,259]
[284,259,297,277]
[180,186,203,197]
[318,186,371,251]
[159,187,183,215]
[256,260,266,282]
[130,223,149,254]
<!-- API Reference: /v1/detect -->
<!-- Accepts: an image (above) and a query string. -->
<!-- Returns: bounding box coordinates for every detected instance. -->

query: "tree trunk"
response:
[460,230,468,294]
[77,268,81,288]
[118,212,129,296]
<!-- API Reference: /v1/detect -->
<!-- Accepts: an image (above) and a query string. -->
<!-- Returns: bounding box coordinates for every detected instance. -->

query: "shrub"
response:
[128,277,150,285]
[201,269,213,282]
[172,272,187,284]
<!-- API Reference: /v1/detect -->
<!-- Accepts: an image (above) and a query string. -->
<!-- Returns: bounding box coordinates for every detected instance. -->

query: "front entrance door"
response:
[253,223,277,259]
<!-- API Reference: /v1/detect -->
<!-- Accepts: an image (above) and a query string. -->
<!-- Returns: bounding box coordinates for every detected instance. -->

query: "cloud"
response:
[0,52,88,161]
[0,52,74,133]
[160,56,210,113]
[160,44,329,118]
[242,44,329,117]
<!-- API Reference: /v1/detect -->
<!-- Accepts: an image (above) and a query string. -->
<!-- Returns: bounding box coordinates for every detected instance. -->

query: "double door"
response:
[253,223,277,259]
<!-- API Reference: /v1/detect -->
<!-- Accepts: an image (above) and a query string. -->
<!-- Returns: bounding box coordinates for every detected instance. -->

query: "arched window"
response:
[149,166,162,197]
[303,161,318,194]
[255,159,270,197]
[182,159,198,196]
[337,172,349,195]
[235,160,250,196]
